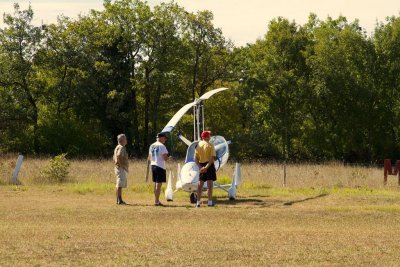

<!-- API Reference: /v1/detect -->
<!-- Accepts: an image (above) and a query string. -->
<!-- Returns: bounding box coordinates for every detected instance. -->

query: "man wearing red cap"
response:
[195,130,217,207]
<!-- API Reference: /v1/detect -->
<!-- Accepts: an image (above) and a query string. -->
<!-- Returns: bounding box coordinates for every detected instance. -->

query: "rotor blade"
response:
[161,87,229,133]
[177,133,192,146]
[197,87,229,102]
[161,101,196,133]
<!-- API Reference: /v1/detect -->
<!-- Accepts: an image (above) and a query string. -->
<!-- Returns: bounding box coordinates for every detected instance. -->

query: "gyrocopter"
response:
[161,87,241,203]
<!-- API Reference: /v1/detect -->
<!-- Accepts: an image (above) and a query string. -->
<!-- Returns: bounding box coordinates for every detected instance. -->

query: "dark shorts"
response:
[152,165,166,183]
[199,162,217,182]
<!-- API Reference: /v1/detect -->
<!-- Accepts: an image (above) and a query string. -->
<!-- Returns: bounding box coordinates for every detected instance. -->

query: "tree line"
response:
[1,0,400,162]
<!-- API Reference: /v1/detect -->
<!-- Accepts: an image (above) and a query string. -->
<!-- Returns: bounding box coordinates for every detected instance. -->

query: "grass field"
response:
[1,156,400,266]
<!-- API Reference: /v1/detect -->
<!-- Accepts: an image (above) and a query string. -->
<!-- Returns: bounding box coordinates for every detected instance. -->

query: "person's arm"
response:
[162,145,171,161]
[195,147,202,169]
[203,145,216,170]
[117,147,129,165]
[204,154,215,170]
[148,145,153,161]
[115,147,121,165]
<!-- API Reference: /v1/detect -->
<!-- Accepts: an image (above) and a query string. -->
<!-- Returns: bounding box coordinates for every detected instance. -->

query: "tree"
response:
[139,2,187,151]
[237,18,310,160]
[374,16,400,160]
[305,15,378,161]
[0,4,43,152]
[182,10,233,99]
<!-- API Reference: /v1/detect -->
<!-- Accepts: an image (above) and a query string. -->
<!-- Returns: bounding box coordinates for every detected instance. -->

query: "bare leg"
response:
[155,182,162,203]
[116,187,123,204]
[197,180,204,204]
[116,187,122,198]
[207,180,213,201]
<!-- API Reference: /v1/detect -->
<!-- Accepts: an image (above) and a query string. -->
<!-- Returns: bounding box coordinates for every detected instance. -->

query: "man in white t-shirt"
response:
[148,132,171,206]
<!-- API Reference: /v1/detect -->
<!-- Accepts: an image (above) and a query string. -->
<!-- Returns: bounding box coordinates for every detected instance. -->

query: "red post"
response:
[397,161,400,185]
[383,159,400,185]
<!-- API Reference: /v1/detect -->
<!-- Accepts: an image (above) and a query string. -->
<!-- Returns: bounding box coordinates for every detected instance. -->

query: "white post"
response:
[229,163,241,200]
[11,154,24,185]
[283,161,287,187]
[165,170,174,201]
[234,162,241,186]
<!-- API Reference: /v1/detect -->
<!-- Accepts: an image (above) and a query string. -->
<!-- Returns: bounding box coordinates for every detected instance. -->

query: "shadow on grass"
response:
[215,197,275,207]
[217,194,330,208]
[119,194,330,209]
[116,203,186,208]
[283,193,329,206]
[119,199,269,208]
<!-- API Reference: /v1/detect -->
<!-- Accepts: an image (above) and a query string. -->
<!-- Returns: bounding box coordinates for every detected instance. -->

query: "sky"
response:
[1,0,400,46]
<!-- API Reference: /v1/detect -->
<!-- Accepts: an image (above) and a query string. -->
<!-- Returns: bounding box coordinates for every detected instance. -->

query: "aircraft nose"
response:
[180,162,199,185]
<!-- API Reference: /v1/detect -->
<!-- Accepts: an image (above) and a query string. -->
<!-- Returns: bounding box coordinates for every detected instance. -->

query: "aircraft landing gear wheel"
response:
[190,193,197,204]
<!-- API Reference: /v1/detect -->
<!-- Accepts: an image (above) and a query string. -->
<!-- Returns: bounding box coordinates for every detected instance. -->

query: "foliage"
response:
[40,153,70,183]
[1,1,400,162]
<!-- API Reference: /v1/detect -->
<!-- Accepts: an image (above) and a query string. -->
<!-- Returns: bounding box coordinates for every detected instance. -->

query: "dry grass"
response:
[2,185,400,266]
[0,155,391,188]
[2,155,400,266]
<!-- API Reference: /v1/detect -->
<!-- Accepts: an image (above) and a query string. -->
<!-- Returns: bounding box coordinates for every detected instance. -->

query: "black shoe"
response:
[195,204,201,208]
[118,200,127,205]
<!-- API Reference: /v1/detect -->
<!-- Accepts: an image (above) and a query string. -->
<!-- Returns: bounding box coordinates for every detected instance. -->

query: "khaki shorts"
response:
[115,167,127,188]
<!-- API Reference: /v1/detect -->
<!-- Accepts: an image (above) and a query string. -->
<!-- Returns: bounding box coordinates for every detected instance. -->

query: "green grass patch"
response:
[325,206,354,212]
[67,183,114,195]
[241,185,400,198]
[66,182,157,195]
[328,187,400,197]
[243,185,327,198]
[326,205,400,213]
[11,186,28,192]
[9,180,400,200]
[364,205,400,213]
[128,183,154,194]
[217,175,232,185]
[241,182,272,190]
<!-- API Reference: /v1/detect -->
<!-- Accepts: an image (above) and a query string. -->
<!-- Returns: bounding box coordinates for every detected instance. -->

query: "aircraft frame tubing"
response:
[213,183,230,193]
[202,104,205,133]
[196,105,201,141]
[193,106,196,141]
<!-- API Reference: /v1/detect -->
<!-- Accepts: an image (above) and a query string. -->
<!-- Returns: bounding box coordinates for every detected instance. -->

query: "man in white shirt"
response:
[148,132,171,206]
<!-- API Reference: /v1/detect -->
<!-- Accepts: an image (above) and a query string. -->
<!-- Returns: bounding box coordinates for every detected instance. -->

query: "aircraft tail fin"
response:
[165,170,174,201]
[228,163,241,200]
[234,162,241,186]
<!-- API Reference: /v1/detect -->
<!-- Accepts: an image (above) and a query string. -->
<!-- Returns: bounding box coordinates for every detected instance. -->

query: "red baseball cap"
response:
[201,131,211,139]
